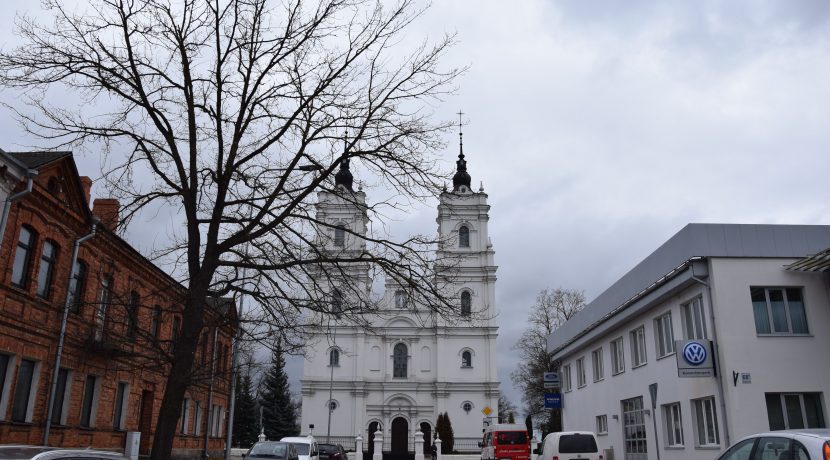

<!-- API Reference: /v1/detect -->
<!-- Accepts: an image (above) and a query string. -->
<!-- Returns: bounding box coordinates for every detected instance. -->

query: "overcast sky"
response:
[2,0,830,413]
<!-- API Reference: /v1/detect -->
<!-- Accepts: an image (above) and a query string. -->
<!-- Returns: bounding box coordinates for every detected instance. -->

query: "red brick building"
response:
[0,151,237,458]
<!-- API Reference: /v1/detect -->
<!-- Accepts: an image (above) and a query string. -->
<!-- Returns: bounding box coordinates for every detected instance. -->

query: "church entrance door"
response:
[420,422,432,457]
[391,417,409,457]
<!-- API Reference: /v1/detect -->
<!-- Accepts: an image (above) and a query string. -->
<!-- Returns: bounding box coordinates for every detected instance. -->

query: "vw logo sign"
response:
[683,342,707,365]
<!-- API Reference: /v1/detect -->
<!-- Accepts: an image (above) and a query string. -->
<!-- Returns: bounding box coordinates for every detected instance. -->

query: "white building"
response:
[300,145,500,456]
[547,224,830,460]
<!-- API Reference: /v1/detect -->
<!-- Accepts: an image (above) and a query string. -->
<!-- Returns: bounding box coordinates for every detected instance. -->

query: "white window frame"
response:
[683,297,708,340]
[663,402,684,447]
[596,414,608,435]
[692,397,720,448]
[765,392,826,430]
[576,357,586,388]
[194,401,203,436]
[654,312,675,358]
[592,348,604,382]
[0,353,17,421]
[630,326,647,368]
[52,368,73,426]
[562,364,572,392]
[210,404,224,437]
[180,398,191,435]
[610,337,625,375]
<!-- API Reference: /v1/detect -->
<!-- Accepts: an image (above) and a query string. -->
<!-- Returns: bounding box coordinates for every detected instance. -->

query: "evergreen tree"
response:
[233,373,261,447]
[442,412,455,454]
[260,342,299,440]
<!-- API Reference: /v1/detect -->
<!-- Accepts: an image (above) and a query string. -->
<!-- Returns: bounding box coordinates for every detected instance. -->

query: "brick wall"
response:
[0,155,235,456]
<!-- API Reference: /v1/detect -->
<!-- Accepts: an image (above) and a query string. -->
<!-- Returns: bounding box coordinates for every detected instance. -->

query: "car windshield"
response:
[558,434,598,453]
[249,443,289,458]
[289,444,310,455]
[496,432,527,445]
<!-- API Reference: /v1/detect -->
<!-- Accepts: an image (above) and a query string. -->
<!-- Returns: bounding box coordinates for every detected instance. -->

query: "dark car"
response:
[318,444,346,460]
[245,442,300,460]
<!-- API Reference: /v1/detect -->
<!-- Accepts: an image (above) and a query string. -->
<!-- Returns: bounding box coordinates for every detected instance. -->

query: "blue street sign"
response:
[544,393,562,409]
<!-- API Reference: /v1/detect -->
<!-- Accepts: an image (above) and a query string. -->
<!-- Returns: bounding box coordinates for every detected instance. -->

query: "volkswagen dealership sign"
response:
[675,340,715,377]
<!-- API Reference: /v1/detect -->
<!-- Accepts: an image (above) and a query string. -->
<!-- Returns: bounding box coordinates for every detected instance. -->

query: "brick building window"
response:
[114,382,129,430]
[80,375,100,427]
[172,315,181,343]
[69,260,88,313]
[126,291,139,340]
[36,240,58,299]
[11,358,37,422]
[51,368,70,425]
[11,226,36,288]
[95,276,112,341]
[180,398,190,434]
[0,354,12,419]
[151,306,162,340]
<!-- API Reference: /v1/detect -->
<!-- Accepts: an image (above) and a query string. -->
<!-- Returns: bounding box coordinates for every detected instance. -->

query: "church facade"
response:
[300,147,499,455]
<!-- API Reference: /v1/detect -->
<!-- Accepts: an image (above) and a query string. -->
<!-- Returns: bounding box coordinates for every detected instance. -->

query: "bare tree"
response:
[511,288,585,432]
[497,394,517,423]
[0,0,463,458]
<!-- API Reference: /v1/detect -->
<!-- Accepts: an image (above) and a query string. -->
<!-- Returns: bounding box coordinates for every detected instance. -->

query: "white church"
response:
[300,141,500,457]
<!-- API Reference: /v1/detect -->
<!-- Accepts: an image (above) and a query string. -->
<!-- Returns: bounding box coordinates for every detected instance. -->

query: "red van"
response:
[479,424,530,460]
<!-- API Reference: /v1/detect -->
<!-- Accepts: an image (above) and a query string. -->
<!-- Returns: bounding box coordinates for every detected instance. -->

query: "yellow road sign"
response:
[482,406,493,416]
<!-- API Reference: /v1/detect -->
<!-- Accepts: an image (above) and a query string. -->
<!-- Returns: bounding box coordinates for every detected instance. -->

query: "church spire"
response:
[334,131,354,192]
[452,111,471,191]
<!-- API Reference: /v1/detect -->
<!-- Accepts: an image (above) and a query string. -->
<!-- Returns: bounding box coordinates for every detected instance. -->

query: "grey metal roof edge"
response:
[546,223,830,355]
[548,257,699,359]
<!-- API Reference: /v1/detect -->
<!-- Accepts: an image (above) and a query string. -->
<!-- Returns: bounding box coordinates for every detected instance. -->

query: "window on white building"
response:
[654,312,675,358]
[394,290,408,308]
[630,326,647,368]
[683,297,708,340]
[334,226,345,247]
[461,351,472,368]
[596,415,608,435]
[331,289,343,315]
[459,225,470,247]
[576,357,586,388]
[751,287,809,335]
[692,397,720,447]
[562,364,572,392]
[592,348,604,382]
[329,348,340,367]
[765,393,825,430]
[460,291,472,316]
[393,343,407,378]
[462,401,473,413]
[663,402,684,447]
[610,337,625,375]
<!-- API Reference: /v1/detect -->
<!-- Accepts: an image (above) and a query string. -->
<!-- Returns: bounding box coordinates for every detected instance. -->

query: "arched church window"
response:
[334,226,346,247]
[393,343,407,378]
[332,289,343,315]
[461,291,471,316]
[394,290,408,308]
[461,350,472,368]
[329,348,340,367]
[459,225,470,247]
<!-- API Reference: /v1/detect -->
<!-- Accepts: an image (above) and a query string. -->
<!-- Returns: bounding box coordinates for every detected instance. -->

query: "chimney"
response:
[92,198,120,231]
[79,176,92,205]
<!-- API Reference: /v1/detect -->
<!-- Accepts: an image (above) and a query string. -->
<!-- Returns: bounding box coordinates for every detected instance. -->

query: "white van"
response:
[539,431,602,460]
[281,436,320,460]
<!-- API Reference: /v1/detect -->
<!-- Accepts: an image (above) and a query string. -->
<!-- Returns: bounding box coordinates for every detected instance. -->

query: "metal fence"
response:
[319,436,480,455]
[319,436,358,451]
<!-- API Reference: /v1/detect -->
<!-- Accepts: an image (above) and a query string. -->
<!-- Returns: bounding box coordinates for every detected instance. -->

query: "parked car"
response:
[716,429,830,460]
[318,443,346,460]
[0,446,129,460]
[479,423,530,460]
[244,442,299,460]
[281,436,320,460]
[539,431,602,460]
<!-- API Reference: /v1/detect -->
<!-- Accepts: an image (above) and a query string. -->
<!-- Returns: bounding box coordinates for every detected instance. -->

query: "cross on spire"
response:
[456,110,465,157]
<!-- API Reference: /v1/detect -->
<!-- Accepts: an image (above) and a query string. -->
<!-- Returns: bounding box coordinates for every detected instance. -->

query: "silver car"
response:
[0,446,129,460]
[716,429,830,460]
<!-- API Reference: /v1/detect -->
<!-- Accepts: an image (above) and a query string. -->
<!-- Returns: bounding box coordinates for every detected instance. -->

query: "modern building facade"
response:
[547,224,830,460]
[0,151,237,458]
[300,148,500,455]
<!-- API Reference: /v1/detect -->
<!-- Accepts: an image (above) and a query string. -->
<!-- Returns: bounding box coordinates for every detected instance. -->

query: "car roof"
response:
[740,429,830,440]
[0,446,127,460]
[280,437,315,444]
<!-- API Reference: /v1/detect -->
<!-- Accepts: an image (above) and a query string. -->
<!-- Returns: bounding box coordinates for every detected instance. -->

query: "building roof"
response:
[547,223,830,356]
[5,151,73,169]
